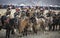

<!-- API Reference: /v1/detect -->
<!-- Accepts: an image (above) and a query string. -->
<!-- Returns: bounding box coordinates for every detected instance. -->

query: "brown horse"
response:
[18,17,29,35]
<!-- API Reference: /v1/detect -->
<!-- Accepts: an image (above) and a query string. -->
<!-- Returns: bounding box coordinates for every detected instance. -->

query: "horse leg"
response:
[11,28,15,34]
[55,25,57,31]
[49,24,52,31]
[10,25,15,35]
[32,25,37,34]
[18,27,28,37]
[17,26,23,37]
[0,22,2,30]
[59,21,60,30]
[0,26,2,30]
[23,25,29,36]
[52,24,55,31]
[6,29,10,38]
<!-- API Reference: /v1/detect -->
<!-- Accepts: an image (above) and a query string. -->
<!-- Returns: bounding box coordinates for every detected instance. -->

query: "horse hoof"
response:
[18,35,23,37]
[23,33,27,36]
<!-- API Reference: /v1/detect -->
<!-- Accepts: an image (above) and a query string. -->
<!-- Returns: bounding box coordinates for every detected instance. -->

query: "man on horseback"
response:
[14,8,21,28]
[46,10,53,31]
[1,7,15,38]
[36,8,44,18]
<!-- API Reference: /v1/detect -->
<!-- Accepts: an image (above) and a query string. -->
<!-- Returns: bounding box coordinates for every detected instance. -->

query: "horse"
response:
[35,17,46,31]
[16,17,29,36]
[45,16,53,31]
[28,15,45,33]
[0,15,15,38]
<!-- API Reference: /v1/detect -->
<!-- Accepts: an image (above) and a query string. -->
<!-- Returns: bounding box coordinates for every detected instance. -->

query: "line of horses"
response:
[0,11,60,38]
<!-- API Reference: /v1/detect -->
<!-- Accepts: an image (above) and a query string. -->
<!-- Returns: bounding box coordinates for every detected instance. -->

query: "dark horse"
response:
[1,15,15,38]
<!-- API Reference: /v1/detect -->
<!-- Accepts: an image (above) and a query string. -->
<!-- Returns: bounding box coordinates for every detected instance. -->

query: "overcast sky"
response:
[0,0,60,6]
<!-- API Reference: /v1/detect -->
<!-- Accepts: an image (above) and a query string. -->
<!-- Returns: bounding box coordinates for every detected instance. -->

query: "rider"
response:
[46,10,52,17]
[6,7,11,15]
[14,8,21,28]
[37,8,44,18]
[14,8,20,18]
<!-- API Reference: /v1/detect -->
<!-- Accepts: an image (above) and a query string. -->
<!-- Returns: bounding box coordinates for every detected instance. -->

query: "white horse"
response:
[34,17,45,31]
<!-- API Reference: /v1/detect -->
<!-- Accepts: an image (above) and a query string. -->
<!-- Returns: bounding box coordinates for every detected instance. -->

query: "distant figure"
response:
[6,7,11,15]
